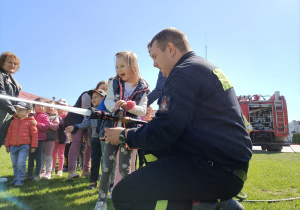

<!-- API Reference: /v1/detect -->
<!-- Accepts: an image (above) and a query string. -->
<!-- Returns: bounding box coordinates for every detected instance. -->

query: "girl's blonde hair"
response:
[115,51,141,86]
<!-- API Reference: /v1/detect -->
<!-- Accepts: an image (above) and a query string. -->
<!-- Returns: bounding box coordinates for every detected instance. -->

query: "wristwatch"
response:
[119,129,126,144]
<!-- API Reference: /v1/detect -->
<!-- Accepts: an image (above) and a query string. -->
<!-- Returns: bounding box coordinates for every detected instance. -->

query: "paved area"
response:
[253,145,300,153]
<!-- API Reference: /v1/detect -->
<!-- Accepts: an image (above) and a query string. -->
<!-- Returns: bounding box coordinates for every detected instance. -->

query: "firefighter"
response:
[94,28,252,210]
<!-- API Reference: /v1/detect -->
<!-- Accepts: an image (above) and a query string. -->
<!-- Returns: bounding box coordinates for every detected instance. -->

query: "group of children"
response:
[5,98,68,185]
[5,51,155,210]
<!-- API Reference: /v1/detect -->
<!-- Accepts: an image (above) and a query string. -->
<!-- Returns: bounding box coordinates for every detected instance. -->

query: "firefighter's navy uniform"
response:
[112,51,252,210]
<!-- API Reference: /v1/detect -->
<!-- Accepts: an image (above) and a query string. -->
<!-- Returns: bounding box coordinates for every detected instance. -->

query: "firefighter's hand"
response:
[104,127,123,145]
[6,147,10,153]
[88,107,100,119]
[65,126,74,133]
[30,148,36,153]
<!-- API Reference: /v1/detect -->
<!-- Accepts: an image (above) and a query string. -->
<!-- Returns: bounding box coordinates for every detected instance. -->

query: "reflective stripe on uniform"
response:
[144,154,158,162]
[155,200,168,210]
[213,69,233,91]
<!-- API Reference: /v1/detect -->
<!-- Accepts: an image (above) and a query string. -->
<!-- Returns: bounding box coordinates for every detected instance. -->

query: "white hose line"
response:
[0,94,91,116]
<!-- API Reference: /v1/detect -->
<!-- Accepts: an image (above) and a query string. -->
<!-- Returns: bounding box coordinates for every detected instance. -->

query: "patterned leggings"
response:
[98,142,133,202]
[41,141,56,173]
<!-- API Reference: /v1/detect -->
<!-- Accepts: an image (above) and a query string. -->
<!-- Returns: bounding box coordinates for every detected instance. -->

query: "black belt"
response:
[207,160,247,182]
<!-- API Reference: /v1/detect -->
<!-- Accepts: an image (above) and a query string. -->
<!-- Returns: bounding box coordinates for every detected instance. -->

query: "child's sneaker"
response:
[0,177,8,182]
[88,182,97,190]
[51,169,56,175]
[81,170,91,177]
[33,176,40,182]
[40,171,46,178]
[57,170,63,177]
[14,181,23,187]
[94,201,107,210]
[23,176,33,182]
[63,167,68,172]
[67,172,79,180]
[44,172,51,180]
[9,178,17,185]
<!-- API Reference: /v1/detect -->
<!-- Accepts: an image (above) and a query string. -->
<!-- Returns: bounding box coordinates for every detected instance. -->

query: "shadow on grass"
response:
[0,176,105,210]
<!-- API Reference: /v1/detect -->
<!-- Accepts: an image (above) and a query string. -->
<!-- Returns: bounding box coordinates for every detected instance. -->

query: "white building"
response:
[288,120,300,142]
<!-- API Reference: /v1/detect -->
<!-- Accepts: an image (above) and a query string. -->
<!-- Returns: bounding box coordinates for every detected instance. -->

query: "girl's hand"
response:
[112,100,127,112]
[65,126,74,133]
[30,148,36,153]
[6,147,10,153]
[31,120,37,125]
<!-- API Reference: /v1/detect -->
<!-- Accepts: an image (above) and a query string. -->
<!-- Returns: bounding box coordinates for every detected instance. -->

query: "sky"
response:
[0,0,299,122]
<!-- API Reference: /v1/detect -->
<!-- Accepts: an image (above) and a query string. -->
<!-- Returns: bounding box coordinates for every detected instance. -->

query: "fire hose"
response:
[0,94,147,125]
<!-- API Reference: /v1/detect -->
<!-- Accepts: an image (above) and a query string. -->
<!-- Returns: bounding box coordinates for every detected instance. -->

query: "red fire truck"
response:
[238,91,289,152]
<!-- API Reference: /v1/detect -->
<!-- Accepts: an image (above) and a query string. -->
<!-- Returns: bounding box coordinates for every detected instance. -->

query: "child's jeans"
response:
[89,137,102,183]
[28,140,44,177]
[52,140,65,171]
[10,144,29,182]
[41,141,55,173]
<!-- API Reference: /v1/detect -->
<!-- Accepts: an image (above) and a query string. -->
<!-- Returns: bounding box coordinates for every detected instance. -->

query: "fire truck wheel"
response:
[266,146,282,152]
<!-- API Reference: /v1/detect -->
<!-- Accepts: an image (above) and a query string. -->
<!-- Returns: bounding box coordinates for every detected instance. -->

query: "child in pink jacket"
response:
[40,100,59,180]
[24,98,50,182]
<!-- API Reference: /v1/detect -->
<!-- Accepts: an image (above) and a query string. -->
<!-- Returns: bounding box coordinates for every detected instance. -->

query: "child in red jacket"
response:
[5,102,38,186]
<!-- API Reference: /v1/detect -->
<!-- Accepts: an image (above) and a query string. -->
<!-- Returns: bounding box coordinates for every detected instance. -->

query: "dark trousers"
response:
[64,143,71,168]
[28,140,44,177]
[0,112,13,147]
[112,155,244,210]
[89,137,102,183]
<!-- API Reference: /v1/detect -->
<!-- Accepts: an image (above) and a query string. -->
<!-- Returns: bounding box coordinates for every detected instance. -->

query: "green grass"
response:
[0,146,114,210]
[1,147,300,209]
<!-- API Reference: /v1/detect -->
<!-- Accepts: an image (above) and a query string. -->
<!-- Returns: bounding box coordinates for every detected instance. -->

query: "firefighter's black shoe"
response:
[193,199,244,210]
[216,199,244,210]
[192,200,218,210]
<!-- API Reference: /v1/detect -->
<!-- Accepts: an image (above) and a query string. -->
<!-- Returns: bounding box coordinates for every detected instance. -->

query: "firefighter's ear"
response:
[166,42,176,56]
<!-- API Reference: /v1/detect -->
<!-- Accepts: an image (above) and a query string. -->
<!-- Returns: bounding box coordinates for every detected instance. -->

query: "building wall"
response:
[288,120,300,142]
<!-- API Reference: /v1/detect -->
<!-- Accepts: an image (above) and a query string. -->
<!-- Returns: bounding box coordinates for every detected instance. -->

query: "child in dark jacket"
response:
[24,98,50,182]
[5,102,38,186]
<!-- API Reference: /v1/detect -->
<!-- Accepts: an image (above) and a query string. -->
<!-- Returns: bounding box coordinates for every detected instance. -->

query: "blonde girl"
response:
[94,52,149,210]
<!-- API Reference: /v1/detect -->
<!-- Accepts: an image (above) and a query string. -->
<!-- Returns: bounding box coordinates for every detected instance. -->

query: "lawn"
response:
[0,147,300,210]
